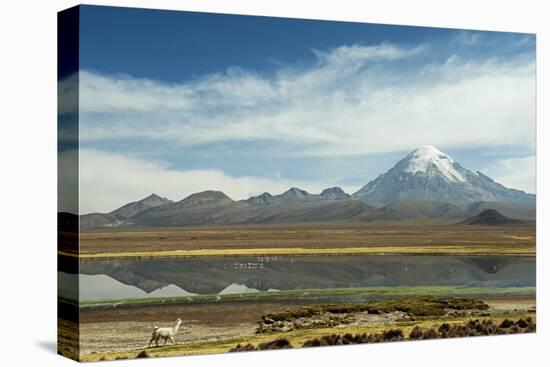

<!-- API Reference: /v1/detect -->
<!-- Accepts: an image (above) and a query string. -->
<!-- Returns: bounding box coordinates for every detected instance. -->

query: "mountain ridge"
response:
[245,186,350,205]
[111,193,173,219]
[79,146,535,229]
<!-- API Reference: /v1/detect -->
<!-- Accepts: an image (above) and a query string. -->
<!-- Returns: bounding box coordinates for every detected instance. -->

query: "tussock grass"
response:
[230,338,293,352]
[263,296,489,322]
[296,317,534,348]
[136,350,151,358]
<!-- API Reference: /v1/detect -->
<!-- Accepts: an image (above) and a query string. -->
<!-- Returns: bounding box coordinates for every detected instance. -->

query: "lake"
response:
[59,254,535,302]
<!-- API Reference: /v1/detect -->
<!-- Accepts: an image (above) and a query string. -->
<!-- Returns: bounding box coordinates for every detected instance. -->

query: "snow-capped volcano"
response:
[403,145,465,182]
[353,146,534,206]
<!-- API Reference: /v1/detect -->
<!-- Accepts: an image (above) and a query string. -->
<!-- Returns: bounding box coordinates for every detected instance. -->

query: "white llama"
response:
[148,318,183,348]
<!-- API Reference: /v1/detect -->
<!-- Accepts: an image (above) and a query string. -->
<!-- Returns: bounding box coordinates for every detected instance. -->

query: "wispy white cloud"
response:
[453,30,483,46]
[312,43,427,64]
[76,149,349,213]
[482,156,536,194]
[68,42,535,158]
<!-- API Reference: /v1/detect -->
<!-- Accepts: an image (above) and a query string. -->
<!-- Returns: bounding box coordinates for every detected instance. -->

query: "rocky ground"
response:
[257,310,411,333]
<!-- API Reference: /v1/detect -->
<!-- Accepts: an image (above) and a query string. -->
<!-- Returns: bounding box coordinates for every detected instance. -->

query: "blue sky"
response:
[67,5,536,213]
[79,6,533,82]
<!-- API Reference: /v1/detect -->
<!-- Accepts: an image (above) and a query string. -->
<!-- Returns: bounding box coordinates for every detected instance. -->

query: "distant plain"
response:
[70,221,536,258]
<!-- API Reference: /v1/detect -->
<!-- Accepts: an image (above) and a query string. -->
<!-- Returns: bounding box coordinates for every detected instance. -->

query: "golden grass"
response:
[60,243,534,260]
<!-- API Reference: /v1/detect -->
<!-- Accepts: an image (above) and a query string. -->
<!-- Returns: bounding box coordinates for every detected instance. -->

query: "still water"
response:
[59,254,535,301]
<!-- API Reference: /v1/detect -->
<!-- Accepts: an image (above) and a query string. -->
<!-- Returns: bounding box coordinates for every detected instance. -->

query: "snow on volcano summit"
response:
[352,145,534,206]
[403,145,465,182]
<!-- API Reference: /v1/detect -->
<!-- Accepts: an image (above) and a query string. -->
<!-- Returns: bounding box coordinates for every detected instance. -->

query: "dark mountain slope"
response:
[461,209,523,225]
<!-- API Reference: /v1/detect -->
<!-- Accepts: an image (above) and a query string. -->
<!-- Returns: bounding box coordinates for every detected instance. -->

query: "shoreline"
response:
[60,245,536,260]
[61,286,537,308]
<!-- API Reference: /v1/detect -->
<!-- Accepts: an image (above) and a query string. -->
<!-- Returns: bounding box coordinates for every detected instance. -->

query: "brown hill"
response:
[461,209,523,225]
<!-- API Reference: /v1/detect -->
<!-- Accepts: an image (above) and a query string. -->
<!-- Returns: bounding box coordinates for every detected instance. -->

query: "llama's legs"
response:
[164,337,168,346]
[148,333,156,348]
[170,336,175,345]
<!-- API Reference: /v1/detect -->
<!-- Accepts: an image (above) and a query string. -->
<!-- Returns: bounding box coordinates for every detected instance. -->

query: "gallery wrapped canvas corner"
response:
[58,5,536,362]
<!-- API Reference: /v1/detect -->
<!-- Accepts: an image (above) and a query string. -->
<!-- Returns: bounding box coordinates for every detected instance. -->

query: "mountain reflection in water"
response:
[58,255,536,301]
